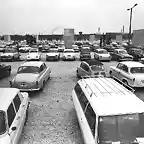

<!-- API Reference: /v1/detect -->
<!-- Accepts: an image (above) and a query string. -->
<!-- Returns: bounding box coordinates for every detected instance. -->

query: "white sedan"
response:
[62,49,76,60]
[109,61,144,88]
[26,48,41,61]
[94,48,112,61]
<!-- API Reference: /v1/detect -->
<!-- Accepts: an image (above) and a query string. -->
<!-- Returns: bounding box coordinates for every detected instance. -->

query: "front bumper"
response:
[27,57,40,60]
[63,56,75,60]
[119,58,133,61]
[0,57,13,61]
[99,57,111,61]
[20,88,40,91]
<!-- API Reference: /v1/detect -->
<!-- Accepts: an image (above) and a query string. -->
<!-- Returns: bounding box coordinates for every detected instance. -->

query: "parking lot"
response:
[1,52,144,144]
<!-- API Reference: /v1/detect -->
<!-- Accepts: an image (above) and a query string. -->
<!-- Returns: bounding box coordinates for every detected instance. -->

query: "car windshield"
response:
[64,50,74,53]
[29,49,38,53]
[0,111,6,135]
[119,50,127,54]
[17,66,40,74]
[91,65,104,71]
[81,49,90,53]
[130,67,144,73]
[98,50,108,54]
[98,113,144,143]
[49,49,58,53]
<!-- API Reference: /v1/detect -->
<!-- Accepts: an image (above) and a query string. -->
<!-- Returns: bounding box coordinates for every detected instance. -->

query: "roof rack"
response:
[81,77,95,97]
[93,78,127,96]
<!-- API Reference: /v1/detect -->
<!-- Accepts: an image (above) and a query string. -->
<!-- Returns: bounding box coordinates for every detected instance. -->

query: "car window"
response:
[40,65,44,72]
[0,112,6,135]
[82,63,90,72]
[17,66,40,74]
[85,103,96,137]
[13,94,21,112]
[7,103,16,128]
[43,63,47,69]
[74,83,82,99]
[117,63,123,70]
[122,65,128,72]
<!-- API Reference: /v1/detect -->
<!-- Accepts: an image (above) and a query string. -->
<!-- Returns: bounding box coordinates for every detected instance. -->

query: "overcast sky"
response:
[0,0,144,34]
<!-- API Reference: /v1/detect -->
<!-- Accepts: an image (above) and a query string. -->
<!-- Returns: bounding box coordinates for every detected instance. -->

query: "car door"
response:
[0,66,5,78]
[111,63,123,80]
[12,94,24,144]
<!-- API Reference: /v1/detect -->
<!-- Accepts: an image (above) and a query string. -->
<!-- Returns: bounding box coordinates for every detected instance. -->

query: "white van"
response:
[72,77,144,144]
[0,88,30,144]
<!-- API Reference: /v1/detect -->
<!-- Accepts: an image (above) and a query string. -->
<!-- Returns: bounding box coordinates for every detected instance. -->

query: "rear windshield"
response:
[0,111,6,135]
[130,67,144,74]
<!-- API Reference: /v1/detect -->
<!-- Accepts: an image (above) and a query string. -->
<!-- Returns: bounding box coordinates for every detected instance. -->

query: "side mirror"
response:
[11,126,16,131]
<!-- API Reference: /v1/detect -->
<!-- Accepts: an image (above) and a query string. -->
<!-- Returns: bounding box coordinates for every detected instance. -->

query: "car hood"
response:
[63,53,74,56]
[1,53,14,56]
[46,53,59,56]
[14,73,39,82]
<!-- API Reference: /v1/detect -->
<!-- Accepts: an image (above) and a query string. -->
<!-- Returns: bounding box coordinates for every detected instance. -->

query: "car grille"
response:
[20,82,28,87]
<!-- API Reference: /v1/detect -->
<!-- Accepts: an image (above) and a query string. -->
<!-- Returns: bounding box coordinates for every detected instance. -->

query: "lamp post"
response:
[127,3,138,44]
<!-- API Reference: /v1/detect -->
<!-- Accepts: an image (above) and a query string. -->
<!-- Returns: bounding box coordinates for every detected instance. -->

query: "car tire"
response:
[40,81,45,91]
[109,71,113,78]
[24,110,28,125]
[122,80,129,86]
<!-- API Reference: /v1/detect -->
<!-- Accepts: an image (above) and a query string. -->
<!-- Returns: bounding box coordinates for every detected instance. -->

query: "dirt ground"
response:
[0,53,144,144]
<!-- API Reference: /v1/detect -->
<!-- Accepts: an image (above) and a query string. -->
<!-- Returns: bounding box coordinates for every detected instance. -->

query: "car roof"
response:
[120,61,144,67]
[83,59,103,66]
[20,61,44,68]
[0,88,19,111]
[78,78,144,116]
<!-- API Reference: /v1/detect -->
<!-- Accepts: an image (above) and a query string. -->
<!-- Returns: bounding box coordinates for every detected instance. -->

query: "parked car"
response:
[19,46,31,53]
[0,63,11,78]
[76,59,106,78]
[0,88,30,144]
[46,48,60,61]
[111,49,133,61]
[127,48,144,61]
[109,61,144,87]
[0,48,20,61]
[104,45,116,53]
[94,49,111,61]
[10,61,51,91]
[72,45,79,52]
[62,49,76,60]
[80,47,91,60]
[26,48,41,61]
[72,78,144,144]
[42,45,50,52]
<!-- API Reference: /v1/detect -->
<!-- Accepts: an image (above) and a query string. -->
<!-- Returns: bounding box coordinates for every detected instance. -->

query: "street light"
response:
[127,3,138,43]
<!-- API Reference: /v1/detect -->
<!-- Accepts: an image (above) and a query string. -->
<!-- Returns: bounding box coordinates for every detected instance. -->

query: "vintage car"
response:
[72,45,79,52]
[0,88,30,144]
[111,49,133,61]
[127,48,144,61]
[109,61,144,87]
[10,61,51,91]
[42,45,50,52]
[0,63,11,78]
[0,48,20,61]
[46,48,60,61]
[26,48,41,61]
[62,49,76,60]
[76,59,106,78]
[80,47,91,60]
[104,45,116,53]
[94,48,111,61]
[19,46,31,53]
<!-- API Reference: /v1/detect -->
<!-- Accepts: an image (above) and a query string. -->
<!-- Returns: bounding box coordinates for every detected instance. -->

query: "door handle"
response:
[17,116,20,120]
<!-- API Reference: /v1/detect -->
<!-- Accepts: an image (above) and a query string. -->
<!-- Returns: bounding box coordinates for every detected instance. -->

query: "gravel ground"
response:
[0,52,144,144]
